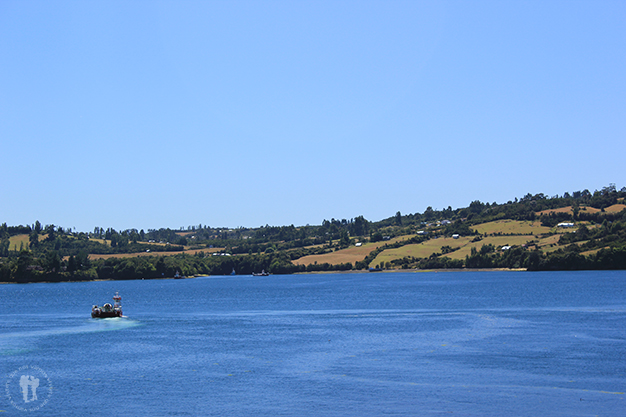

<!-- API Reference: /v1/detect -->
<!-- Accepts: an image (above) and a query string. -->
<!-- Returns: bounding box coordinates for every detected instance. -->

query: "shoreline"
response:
[293,267,527,274]
[0,267,530,284]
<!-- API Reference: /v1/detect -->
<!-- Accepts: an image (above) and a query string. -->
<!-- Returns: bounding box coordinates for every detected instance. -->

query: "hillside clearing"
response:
[471,220,551,235]
[535,206,600,216]
[371,235,539,266]
[370,236,473,266]
[8,234,29,250]
[604,204,626,213]
[533,204,626,216]
[293,235,416,266]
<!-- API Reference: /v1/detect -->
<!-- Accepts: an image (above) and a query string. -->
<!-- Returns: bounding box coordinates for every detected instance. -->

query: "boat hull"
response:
[91,310,123,318]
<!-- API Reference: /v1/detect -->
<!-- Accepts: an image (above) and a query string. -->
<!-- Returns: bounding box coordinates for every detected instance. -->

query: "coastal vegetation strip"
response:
[2,184,626,282]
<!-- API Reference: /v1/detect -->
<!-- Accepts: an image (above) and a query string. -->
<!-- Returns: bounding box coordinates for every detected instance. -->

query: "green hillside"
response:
[2,185,626,282]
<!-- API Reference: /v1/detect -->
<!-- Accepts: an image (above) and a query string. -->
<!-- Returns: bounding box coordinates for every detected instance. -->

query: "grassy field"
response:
[443,235,538,260]
[370,235,539,266]
[536,234,565,253]
[2,234,223,260]
[471,220,551,235]
[292,243,377,266]
[89,238,176,247]
[604,204,626,213]
[292,235,416,266]
[370,236,472,266]
[535,206,600,216]
[8,234,29,251]
[175,231,195,237]
[366,218,588,267]
[535,204,626,216]
[580,247,608,257]
[8,235,112,251]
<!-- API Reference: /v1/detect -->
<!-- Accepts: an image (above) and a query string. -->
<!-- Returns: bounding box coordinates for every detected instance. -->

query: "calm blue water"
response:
[1,271,625,416]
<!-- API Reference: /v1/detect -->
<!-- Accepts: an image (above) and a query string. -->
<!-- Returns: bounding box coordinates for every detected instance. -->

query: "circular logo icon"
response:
[5,365,53,412]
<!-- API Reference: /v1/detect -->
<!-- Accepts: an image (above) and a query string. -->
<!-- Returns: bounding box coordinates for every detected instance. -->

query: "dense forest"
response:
[1,184,626,283]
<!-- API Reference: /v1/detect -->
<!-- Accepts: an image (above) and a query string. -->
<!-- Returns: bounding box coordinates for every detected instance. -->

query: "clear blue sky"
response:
[1,1,624,232]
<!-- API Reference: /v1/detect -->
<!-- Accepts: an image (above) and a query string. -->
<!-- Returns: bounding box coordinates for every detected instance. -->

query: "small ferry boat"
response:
[252,270,269,276]
[91,291,123,318]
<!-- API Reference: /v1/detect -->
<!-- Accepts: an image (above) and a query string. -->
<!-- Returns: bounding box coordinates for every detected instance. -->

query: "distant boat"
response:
[91,292,123,318]
[230,268,236,275]
[368,267,383,272]
[174,271,185,279]
[252,270,269,277]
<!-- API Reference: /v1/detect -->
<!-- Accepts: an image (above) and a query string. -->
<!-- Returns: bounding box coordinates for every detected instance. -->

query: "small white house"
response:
[501,246,511,251]
[557,222,575,228]
[452,234,460,239]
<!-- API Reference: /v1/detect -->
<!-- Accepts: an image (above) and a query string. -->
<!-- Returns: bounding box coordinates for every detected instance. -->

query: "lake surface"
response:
[1,271,625,416]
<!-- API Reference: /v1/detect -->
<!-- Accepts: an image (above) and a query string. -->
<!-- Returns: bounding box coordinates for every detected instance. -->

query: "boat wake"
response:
[0,317,141,341]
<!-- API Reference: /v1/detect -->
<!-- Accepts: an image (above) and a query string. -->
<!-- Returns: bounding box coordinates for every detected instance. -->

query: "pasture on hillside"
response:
[535,206,599,216]
[533,204,626,216]
[292,235,416,266]
[443,235,540,260]
[470,220,551,235]
[370,235,537,266]
[369,236,472,267]
[604,204,626,213]
[8,234,29,251]
[536,234,564,253]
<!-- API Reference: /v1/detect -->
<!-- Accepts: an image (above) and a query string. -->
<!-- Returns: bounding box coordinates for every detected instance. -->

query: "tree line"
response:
[2,184,626,282]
